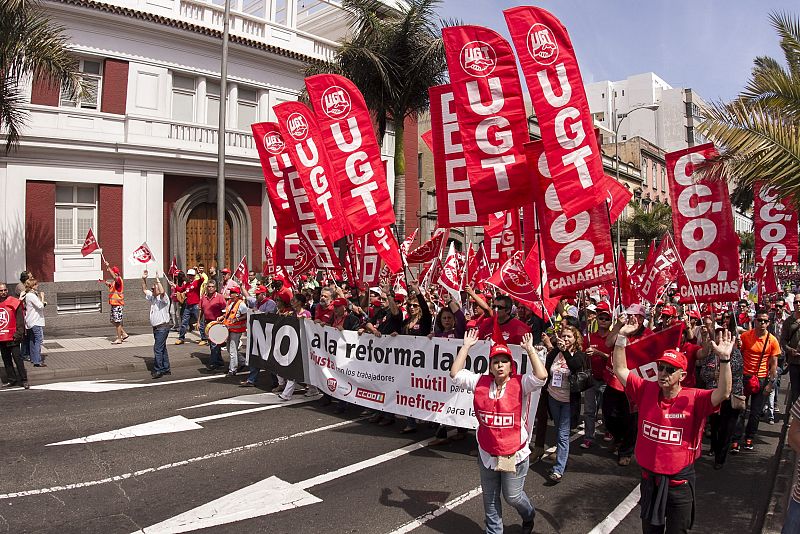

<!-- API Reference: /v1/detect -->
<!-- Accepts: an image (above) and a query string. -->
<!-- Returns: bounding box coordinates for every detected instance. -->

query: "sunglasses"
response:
[379,297,388,301]
[492,305,507,310]
[756,318,770,323]
[407,303,419,309]
[657,364,680,374]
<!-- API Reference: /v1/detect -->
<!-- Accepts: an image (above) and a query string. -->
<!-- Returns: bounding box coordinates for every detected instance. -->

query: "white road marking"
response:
[587,484,641,534]
[386,487,483,534]
[1,419,359,500]
[137,476,321,533]
[136,433,455,533]
[177,392,280,409]
[28,376,219,393]
[46,396,313,445]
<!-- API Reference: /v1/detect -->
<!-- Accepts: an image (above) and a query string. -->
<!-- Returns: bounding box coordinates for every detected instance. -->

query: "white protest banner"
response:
[302,321,542,429]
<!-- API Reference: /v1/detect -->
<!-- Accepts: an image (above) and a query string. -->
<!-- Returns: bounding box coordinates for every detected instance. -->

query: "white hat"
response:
[587,304,597,312]
[187,268,196,276]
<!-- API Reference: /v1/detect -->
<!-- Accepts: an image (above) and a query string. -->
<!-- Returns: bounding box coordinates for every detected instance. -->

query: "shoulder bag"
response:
[743,333,770,397]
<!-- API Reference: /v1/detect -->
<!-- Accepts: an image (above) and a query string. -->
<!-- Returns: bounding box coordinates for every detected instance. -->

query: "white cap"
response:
[187,268,196,276]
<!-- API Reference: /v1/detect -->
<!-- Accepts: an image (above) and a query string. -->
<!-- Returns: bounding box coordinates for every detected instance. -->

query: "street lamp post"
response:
[613,103,659,258]
[216,0,231,274]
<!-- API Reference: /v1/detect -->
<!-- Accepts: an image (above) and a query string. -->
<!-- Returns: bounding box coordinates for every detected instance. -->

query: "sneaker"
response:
[522,519,534,534]
[23,382,30,390]
[580,439,592,449]
[197,340,208,346]
[618,456,632,466]
[603,432,614,442]
[706,449,715,457]
[730,442,740,454]
[174,339,185,345]
[271,386,284,393]
[239,381,255,387]
[768,418,775,425]
[743,439,754,451]
[278,394,291,401]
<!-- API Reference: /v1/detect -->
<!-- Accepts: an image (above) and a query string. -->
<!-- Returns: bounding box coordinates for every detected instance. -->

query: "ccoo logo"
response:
[527,23,558,65]
[286,113,309,141]
[459,41,497,77]
[263,132,285,155]
[321,87,352,119]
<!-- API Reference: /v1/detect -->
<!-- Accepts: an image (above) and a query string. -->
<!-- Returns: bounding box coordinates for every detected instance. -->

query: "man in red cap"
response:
[613,319,733,533]
[220,286,248,377]
[100,264,129,345]
[655,305,678,332]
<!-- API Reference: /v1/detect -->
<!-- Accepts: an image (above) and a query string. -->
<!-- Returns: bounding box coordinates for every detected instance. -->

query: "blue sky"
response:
[436,1,795,103]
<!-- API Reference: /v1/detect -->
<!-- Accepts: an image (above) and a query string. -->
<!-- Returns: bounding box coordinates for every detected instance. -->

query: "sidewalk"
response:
[21,326,220,383]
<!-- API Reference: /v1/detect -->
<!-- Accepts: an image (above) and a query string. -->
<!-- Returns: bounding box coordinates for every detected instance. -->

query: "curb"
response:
[24,356,207,385]
[762,387,795,534]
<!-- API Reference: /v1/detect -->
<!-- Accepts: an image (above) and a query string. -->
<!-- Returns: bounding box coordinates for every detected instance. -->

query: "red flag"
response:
[467,243,491,290]
[754,182,798,265]
[526,141,614,295]
[639,237,680,304]
[167,256,179,278]
[486,251,541,306]
[273,101,349,241]
[274,230,302,267]
[624,323,685,381]
[667,143,740,303]
[428,84,485,227]
[523,239,560,319]
[600,174,634,224]
[344,234,361,286]
[234,255,250,291]
[263,238,276,277]
[617,251,641,307]
[359,235,382,286]
[128,242,155,266]
[81,228,99,257]
[407,228,448,264]
[441,26,535,216]
[438,243,464,304]
[504,6,606,217]
[421,129,434,152]
[293,239,317,276]
[756,254,780,299]
[251,122,297,236]
[400,228,418,258]
[485,209,521,265]
[305,74,395,235]
[522,203,536,255]
[367,227,403,274]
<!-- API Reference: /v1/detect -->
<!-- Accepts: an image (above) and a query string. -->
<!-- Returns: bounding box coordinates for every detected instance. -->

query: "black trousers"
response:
[0,341,27,383]
[640,481,693,534]
[789,364,800,412]
[603,386,637,457]
[744,378,770,440]
[708,399,741,464]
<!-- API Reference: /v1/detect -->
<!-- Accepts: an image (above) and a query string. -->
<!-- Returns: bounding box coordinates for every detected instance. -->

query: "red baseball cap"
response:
[255,286,268,295]
[221,268,231,274]
[688,310,701,319]
[656,349,688,371]
[333,297,348,307]
[661,305,677,317]
[228,286,241,295]
[595,301,612,315]
[489,343,512,359]
[111,266,121,275]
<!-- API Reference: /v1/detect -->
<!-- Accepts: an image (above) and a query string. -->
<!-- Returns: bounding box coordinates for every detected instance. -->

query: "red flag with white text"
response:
[756,254,780,299]
[485,251,541,307]
[754,182,798,265]
[81,228,99,257]
[167,256,179,278]
[504,6,606,217]
[600,174,633,224]
[128,242,156,266]
[273,101,349,241]
[428,83,486,227]
[526,141,614,295]
[639,237,680,304]
[667,143,740,303]
[293,239,317,276]
[305,74,395,235]
[367,227,403,274]
[624,323,685,380]
[407,228,448,264]
[484,209,521,264]
[359,236,382,286]
[438,243,465,304]
[467,244,492,290]
[233,255,250,291]
[441,26,535,216]
[251,122,297,236]
[263,238,276,277]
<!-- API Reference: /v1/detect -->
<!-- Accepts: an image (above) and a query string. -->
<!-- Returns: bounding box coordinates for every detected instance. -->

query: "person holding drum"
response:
[222,286,248,377]
[201,280,227,371]
[141,270,171,378]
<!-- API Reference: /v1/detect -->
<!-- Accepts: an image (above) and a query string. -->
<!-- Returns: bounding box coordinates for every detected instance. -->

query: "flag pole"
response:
[666,233,701,312]
[605,202,623,317]
[533,205,552,328]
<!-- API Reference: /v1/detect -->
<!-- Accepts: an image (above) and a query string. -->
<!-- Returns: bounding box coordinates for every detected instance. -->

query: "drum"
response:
[205,320,229,344]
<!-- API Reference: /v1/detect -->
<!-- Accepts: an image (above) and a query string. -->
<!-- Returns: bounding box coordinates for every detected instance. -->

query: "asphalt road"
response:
[0,366,786,533]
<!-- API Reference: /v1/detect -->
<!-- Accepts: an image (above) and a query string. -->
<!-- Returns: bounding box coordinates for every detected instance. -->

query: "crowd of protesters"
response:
[4,262,800,533]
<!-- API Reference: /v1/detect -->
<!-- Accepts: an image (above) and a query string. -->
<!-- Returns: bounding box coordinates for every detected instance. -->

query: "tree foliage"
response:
[1,0,84,151]
[697,12,800,200]
[619,202,674,244]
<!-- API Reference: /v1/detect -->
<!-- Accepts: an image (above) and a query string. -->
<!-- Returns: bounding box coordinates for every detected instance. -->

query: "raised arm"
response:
[465,285,492,316]
[710,329,733,407]
[450,328,479,379]
[141,269,149,296]
[612,318,641,387]
[521,333,548,381]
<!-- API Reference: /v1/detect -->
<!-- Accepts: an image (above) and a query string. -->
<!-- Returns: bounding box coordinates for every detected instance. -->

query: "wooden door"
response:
[186,203,232,269]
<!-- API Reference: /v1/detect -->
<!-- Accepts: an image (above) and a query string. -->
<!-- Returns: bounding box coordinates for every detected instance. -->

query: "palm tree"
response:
[620,203,673,246]
[1,0,84,152]
[737,230,755,272]
[697,12,800,198]
[305,0,448,237]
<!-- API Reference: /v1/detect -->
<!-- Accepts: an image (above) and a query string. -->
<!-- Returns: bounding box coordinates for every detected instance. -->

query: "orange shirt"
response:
[740,329,781,378]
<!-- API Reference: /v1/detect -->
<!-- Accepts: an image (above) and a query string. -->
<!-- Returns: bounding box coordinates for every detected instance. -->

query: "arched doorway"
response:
[186,204,233,268]
[169,183,252,271]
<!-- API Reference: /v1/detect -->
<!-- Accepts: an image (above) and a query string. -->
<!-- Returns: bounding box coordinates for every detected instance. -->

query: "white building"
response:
[586,72,708,153]
[1,0,412,327]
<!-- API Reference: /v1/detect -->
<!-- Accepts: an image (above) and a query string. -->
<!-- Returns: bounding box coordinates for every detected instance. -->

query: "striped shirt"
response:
[792,398,800,503]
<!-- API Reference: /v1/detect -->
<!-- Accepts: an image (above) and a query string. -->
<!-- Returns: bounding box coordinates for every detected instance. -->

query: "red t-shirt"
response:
[178,279,202,306]
[315,303,334,324]
[605,328,653,391]
[586,330,611,380]
[477,317,530,345]
[680,342,701,388]
[201,293,226,321]
[626,373,718,475]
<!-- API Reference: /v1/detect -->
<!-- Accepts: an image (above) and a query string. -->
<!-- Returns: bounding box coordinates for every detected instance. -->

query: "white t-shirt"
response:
[145,290,171,326]
[24,292,46,328]
[453,370,545,470]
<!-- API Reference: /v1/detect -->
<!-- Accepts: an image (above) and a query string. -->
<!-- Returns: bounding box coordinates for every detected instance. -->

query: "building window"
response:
[172,74,196,122]
[60,59,102,110]
[601,92,605,99]
[206,82,221,126]
[237,87,258,130]
[56,292,102,315]
[652,161,657,189]
[686,126,695,145]
[661,167,666,191]
[55,185,97,248]
[622,89,625,96]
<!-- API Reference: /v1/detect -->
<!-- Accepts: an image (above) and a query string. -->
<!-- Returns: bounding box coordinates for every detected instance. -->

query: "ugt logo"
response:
[0,308,9,331]
[287,113,309,141]
[459,41,497,77]
[321,87,351,119]
[263,132,285,155]
[527,23,558,65]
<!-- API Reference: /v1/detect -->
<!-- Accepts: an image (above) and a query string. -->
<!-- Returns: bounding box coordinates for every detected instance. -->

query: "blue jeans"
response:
[584,381,606,440]
[246,366,259,384]
[549,396,572,476]
[179,304,198,340]
[478,456,534,534]
[26,326,44,365]
[199,314,207,341]
[783,498,800,534]
[209,341,224,367]
[152,325,170,373]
